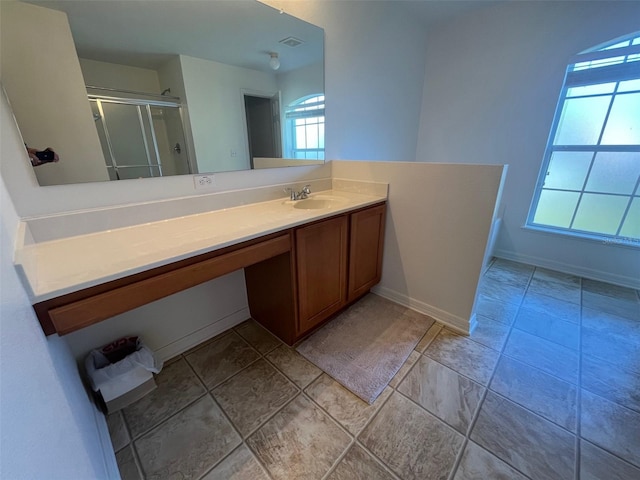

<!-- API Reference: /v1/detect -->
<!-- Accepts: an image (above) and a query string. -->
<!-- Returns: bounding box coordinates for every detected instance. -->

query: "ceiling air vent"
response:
[279,36,304,48]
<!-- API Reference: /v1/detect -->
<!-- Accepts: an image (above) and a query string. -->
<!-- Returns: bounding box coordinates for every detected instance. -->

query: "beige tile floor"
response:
[108,259,640,480]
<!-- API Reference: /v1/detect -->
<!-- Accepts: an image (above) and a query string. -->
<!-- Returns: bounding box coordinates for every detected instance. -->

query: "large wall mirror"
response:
[0,0,324,186]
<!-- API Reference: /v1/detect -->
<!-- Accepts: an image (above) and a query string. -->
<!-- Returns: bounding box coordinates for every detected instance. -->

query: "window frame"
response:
[284,94,325,160]
[526,36,640,246]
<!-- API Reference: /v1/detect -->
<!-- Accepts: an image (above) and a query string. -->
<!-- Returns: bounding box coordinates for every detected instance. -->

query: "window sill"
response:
[522,224,640,250]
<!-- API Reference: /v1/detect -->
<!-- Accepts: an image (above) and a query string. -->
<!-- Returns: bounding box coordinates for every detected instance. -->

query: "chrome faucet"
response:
[285,184,311,201]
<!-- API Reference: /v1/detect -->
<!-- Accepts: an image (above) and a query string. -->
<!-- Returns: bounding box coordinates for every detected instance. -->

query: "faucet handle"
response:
[284,187,295,200]
[302,184,311,195]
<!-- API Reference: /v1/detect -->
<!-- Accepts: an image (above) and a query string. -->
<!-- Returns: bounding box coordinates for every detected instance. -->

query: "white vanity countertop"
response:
[15,189,387,302]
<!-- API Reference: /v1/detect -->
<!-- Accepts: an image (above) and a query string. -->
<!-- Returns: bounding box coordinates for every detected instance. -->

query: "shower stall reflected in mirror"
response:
[89,89,192,180]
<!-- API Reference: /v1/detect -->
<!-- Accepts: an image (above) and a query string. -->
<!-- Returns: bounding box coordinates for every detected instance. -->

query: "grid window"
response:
[528,33,640,244]
[285,95,325,160]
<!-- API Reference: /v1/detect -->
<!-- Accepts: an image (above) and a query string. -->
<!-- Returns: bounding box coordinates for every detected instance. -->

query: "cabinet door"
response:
[296,215,349,335]
[348,204,386,302]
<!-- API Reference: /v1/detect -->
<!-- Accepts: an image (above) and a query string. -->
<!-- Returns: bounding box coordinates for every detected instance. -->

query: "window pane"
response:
[572,193,629,234]
[554,96,610,145]
[603,40,631,50]
[102,103,148,167]
[573,56,625,71]
[319,123,325,149]
[566,83,615,97]
[585,152,640,194]
[306,126,319,149]
[618,79,640,93]
[619,197,640,239]
[601,92,640,144]
[533,190,580,228]
[544,151,593,190]
[295,126,306,148]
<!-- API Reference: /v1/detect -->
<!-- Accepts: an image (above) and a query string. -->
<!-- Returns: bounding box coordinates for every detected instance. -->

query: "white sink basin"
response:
[291,195,348,210]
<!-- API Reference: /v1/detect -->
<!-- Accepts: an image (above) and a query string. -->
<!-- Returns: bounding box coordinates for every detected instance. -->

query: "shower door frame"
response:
[89,93,192,179]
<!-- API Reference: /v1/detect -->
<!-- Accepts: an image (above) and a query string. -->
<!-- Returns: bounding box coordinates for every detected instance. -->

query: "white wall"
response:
[278,61,324,108]
[0,92,117,479]
[180,55,278,173]
[333,161,506,332]
[0,1,109,186]
[157,56,198,175]
[79,58,162,93]
[263,0,428,161]
[416,0,640,288]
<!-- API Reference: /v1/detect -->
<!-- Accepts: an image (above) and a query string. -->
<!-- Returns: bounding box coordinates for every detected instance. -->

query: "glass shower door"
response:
[91,100,160,179]
[90,96,191,180]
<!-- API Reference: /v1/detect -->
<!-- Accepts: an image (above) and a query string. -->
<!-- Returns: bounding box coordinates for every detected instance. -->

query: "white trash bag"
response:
[85,336,163,405]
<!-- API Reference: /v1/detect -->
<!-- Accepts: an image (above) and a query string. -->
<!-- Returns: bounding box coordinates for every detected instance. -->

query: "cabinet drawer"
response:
[48,234,291,335]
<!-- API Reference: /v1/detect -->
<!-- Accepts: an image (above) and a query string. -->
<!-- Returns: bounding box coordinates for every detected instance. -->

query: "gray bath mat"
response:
[296,294,434,404]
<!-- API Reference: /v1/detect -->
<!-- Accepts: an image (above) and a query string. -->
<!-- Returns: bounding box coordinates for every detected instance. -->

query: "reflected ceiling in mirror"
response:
[2,0,324,186]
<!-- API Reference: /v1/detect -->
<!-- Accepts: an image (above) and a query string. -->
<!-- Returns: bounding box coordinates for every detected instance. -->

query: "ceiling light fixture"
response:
[269,52,280,70]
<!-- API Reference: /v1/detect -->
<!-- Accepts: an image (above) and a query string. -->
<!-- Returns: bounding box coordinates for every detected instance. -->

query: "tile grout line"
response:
[485,267,639,475]
[348,439,404,480]
[237,344,307,479]
[138,353,248,479]
[318,437,357,480]
[575,276,584,480]
[192,323,353,479]
[237,385,303,440]
[207,389,293,480]
[112,262,640,480]
[196,330,304,478]
[232,344,307,480]
[291,390,357,479]
[239,320,374,478]
[123,354,209,442]
[345,349,425,478]
[117,407,147,480]
[193,442,273,480]
[261,345,323,391]
[184,330,264,390]
[297,316,442,479]
[242,441,276,480]
[447,265,536,480]
[126,388,209,442]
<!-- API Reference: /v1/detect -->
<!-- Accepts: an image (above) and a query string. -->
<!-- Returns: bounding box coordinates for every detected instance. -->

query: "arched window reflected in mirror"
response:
[285,95,325,160]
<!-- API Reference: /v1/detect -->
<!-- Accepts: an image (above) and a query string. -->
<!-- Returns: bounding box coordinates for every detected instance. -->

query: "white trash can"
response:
[85,336,163,413]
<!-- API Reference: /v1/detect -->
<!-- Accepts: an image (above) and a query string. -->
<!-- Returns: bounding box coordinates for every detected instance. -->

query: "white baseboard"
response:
[154,307,250,361]
[372,286,473,335]
[493,249,640,290]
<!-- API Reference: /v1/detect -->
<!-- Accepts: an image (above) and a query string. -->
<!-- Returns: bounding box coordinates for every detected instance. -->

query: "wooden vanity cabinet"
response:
[295,215,349,335]
[34,200,385,345]
[248,202,386,344]
[348,203,386,302]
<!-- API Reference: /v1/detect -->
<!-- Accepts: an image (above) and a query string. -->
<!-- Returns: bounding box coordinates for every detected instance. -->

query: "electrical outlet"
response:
[193,174,215,190]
